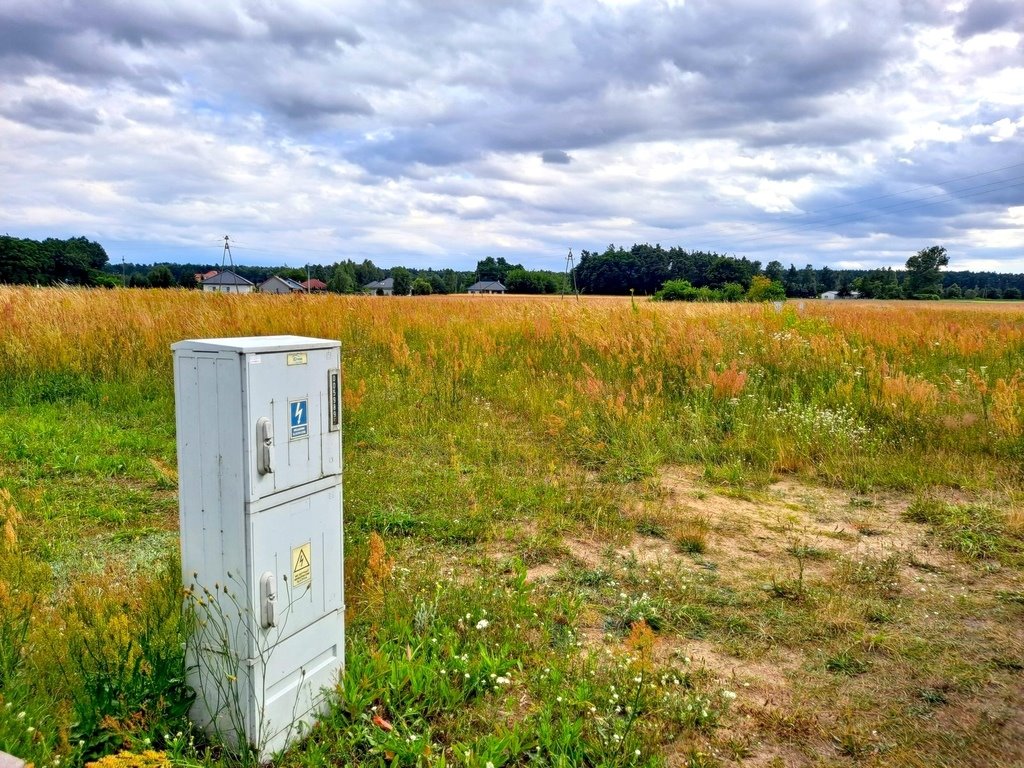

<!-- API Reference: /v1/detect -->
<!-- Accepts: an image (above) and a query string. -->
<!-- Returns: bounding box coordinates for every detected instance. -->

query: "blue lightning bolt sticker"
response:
[289,398,309,440]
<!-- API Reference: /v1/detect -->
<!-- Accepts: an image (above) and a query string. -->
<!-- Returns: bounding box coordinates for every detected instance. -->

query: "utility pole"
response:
[121,256,125,287]
[221,235,234,272]
[563,248,579,300]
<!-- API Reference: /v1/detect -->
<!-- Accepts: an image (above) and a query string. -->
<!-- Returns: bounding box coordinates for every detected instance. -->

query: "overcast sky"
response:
[1,0,1022,272]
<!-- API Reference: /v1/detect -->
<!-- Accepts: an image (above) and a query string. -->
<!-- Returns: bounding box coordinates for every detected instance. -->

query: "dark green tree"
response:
[853,268,901,299]
[764,260,784,282]
[410,277,432,295]
[905,246,948,297]
[799,265,819,297]
[0,236,44,284]
[327,264,357,294]
[505,268,560,294]
[0,235,109,285]
[818,266,835,292]
[427,274,449,294]
[147,265,174,288]
[354,259,384,287]
[391,267,411,296]
[783,265,800,296]
[48,237,108,284]
[475,256,522,283]
[706,256,755,289]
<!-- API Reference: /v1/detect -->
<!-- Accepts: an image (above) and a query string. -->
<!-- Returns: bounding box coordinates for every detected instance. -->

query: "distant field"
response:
[1,287,1022,767]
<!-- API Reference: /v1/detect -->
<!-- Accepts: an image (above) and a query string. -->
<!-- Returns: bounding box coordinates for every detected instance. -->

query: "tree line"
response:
[3,234,1022,299]
[1,235,112,286]
[575,243,1024,300]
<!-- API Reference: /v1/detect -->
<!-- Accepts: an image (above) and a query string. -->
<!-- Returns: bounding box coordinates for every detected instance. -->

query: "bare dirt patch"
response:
[617,533,678,565]
[502,466,1022,765]
[658,636,798,698]
[648,470,975,592]
[564,467,1024,766]
[564,536,610,569]
[524,563,559,581]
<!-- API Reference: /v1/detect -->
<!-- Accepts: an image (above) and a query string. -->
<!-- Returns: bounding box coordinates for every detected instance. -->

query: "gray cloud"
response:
[263,85,373,120]
[0,0,362,101]
[956,0,1022,38]
[0,1,362,51]
[1,96,102,133]
[541,150,571,165]
[333,0,927,176]
[738,114,897,149]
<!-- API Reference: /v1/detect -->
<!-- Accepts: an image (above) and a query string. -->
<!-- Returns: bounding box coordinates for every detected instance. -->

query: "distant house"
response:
[302,278,328,293]
[201,270,254,294]
[363,278,394,296]
[820,290,861,300]
[195,269,219,283]
[259,275,304,294]
[467,280,507,294]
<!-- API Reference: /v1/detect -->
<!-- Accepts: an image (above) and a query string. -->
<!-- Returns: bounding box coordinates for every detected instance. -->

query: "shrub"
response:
[655,279,701,301]
[746,275,786,302]
[720,282,746,302]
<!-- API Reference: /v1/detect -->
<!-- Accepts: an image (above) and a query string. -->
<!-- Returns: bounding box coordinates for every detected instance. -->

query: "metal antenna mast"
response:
[221,235,235,272]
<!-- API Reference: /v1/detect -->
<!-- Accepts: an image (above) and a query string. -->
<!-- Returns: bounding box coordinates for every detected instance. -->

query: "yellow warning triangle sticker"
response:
[291,542,312,586]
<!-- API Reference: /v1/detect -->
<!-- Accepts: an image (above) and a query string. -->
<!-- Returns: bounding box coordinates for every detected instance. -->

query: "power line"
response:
[229,242,342,256]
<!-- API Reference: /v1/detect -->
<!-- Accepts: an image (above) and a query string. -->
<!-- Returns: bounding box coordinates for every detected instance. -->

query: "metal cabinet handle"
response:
[256,417,274,475]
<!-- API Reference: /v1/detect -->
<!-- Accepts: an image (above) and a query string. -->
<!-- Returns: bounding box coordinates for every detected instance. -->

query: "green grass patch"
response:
[904,499,1021,562]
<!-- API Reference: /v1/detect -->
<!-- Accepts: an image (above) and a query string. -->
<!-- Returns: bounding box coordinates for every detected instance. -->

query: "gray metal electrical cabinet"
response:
[172,336,344,757]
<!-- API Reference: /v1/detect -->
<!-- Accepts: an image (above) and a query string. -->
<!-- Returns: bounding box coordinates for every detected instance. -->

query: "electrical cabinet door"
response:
[244,348,341,502]
[246,488,344,647]
[244,487,344,753]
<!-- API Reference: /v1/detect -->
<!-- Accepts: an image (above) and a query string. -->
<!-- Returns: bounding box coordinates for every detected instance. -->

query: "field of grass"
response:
[0,287,1022,767]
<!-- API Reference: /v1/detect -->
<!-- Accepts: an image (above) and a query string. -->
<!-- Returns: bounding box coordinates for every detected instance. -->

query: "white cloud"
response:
[0,0,1021,271]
